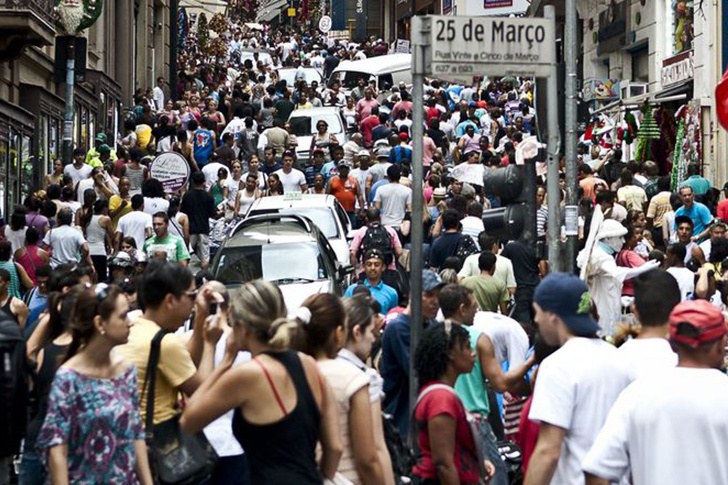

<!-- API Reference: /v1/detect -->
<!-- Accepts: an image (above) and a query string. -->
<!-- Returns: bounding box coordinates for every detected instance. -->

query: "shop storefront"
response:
[86,70,123,141]
[20,84,65,192]
[0,100,35,220]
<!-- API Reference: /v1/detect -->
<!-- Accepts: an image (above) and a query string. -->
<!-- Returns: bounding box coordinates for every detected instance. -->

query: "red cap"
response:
[669,300,727,348]
[399,132,409,141]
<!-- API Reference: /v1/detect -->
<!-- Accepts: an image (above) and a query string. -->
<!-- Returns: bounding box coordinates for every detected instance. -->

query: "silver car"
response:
[287,107,348,163]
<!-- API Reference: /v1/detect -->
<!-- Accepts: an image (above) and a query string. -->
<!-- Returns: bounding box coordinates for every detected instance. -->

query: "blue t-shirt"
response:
[192,129,214,166]
[344,279,398,314]
[675,202,713,237]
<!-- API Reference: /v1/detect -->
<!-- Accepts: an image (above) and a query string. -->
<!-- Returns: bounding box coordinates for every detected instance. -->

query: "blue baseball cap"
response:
[534,273,599,335]
[423,270,445,293]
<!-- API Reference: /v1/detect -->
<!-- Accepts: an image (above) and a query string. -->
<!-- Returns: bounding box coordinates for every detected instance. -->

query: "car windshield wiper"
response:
[270,277,317,284]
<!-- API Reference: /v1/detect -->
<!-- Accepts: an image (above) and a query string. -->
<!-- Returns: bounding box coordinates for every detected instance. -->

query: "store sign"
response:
[661,50,694,88]
[582,79,620,102]
[150,152,190,193]
[396,39,410,53]
[428,16,555,81]
[484,0,513,7]
[318,15,332,33]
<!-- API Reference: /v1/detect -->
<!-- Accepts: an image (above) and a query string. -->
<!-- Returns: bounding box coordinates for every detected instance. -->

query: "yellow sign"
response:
[287,7,296,16]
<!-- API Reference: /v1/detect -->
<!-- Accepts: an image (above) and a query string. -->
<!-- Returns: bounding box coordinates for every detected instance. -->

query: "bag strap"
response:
[142,329,169,436]
[408,383,459,448]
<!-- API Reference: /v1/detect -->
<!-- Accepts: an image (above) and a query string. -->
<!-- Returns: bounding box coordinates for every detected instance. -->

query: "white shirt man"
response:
[526,273,630,485]
[117,208,153,250]
[583,300,728,485]
[473,312,529,368]
[374,166,411,228]
[153,84,165,111]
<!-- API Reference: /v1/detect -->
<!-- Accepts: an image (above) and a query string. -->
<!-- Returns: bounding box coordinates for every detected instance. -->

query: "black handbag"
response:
[142,329,218,485]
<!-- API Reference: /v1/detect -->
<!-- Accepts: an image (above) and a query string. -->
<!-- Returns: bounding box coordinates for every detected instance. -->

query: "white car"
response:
[277,67,323,89]
[243,194,353,267]
[287,107,348,163]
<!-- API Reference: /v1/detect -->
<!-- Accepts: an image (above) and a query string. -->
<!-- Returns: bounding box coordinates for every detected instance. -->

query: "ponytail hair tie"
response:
[295,306,312,325]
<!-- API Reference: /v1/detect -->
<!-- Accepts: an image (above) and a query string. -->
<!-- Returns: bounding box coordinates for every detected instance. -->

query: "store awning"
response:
[653,81,693,101]
[592,82,692,115]
[256,0,287,22]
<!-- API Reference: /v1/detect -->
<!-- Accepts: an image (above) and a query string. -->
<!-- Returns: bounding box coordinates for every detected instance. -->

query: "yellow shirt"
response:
[109,194,132,230]
[116,317,196,425]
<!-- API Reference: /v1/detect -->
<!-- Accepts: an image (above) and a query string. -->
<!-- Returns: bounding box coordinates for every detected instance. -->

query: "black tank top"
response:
[232,350,323,484]
[26,342,69,446]
[1,296,16,324]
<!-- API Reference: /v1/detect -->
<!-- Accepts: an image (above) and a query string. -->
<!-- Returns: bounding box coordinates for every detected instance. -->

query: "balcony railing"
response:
[2,0,57,29]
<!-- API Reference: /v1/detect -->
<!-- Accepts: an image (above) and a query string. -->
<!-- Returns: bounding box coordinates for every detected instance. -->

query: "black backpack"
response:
[0,317,28,456]
[452,234,479,266]
[382,413,415,483]
[360,222,393,265]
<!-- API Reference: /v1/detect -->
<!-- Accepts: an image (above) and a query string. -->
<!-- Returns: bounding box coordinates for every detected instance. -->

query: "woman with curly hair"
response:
[412,322,494,485]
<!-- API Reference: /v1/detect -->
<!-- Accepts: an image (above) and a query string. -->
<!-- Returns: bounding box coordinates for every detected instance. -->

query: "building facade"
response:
[0,0,172,218]
[579,0,725,185]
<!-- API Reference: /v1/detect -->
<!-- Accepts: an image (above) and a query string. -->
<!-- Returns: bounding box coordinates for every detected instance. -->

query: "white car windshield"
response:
[288,114,343,137]
[214,241,328,285]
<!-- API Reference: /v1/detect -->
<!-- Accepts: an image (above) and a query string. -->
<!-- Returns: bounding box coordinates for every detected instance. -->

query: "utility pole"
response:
[564,0,578,272]
[170,0,179,102]
[408,15,428,438]
[62,39,75,165]
[545,5,562,272]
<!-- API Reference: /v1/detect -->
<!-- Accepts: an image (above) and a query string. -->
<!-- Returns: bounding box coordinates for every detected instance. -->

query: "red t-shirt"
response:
[718,199,728,223]
[516,396,539,477]
[412,384,480,484]
[360,115,380,147]
[329,175,358,212]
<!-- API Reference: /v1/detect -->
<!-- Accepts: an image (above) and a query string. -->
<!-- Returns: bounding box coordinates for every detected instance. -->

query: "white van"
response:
[328,53,412,95]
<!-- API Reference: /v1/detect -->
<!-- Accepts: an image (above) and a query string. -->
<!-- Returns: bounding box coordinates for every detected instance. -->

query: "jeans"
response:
[473,416,508,485]
[19,450,44,485]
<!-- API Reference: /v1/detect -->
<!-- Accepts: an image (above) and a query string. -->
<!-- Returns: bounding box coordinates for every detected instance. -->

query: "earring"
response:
[100,329,106,336]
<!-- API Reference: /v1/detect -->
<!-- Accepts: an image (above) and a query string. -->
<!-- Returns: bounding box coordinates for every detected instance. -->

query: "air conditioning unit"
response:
[620,81,648,100]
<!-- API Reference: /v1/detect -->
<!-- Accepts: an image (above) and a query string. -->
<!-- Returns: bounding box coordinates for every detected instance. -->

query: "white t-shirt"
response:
[143,197,170,216]
[374,183,411,228]
[274,168,306,193]
[617,337,677,382]
[117,210,153,250]
[460,215,484,239]
[472,311,528,367]
[582,367,728,485]
[202,162,229,191]
[529,337,630,485]
[666,266,695,301]
[64,163,93,186]
[203,332,250,457]
[43,225,86,268]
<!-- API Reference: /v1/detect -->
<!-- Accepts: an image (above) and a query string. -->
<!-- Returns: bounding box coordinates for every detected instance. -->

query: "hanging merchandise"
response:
[635,104,660,162]
[623,111,638,145]
[670,118,685,190]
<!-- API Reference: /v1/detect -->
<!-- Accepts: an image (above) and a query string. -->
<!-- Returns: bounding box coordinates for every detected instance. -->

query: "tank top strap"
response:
[261,350,318,412]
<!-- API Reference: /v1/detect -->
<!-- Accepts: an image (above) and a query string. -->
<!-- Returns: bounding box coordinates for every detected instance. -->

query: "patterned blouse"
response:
[37,365,145,484]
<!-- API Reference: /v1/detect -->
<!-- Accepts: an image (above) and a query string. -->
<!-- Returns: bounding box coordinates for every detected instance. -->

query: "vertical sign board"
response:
[427,16,555,81]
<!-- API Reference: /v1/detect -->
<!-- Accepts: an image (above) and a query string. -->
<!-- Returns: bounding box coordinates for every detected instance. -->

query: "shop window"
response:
[631,46,649,82]
[21,134,34,200]
[668,1,693,55]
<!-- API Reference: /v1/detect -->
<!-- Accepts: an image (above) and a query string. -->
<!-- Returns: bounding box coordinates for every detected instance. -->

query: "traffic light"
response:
[482,161,537,249]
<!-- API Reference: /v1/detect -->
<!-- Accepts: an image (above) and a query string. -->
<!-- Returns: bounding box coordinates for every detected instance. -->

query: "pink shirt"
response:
[356,98,379,120]
[423,136,437,166]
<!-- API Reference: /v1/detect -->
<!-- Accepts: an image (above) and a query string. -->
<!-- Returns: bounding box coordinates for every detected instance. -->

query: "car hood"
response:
[279,280,333,315]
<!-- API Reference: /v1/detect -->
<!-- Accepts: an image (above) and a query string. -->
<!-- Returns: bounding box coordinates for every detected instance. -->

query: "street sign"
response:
[426,15,555,80]
[318,15,332,33]
[150,152,190,193]
[287,7,296,16]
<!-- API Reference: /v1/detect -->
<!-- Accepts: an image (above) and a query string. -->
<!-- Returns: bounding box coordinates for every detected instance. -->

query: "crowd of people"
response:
[1,14,728,485]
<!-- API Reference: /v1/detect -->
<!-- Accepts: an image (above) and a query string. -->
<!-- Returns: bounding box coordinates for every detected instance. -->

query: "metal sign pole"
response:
[408,15,428,433]
[564,0,578,272]
[544,5,562,272]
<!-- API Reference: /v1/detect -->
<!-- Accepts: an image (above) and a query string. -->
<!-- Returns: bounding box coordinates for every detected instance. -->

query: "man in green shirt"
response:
[439,284,535,485]
[461,252,510,314]
[144,212,190,266]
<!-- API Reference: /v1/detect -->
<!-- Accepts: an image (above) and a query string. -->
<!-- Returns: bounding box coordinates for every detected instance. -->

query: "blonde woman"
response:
[180,280,343,484]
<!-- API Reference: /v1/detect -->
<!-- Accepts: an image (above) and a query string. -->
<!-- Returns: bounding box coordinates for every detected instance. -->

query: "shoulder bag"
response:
[142,329,217,485]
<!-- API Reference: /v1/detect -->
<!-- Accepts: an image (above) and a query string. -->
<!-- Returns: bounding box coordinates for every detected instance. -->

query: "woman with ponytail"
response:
[181,280,343,484]
[37,283,153,484]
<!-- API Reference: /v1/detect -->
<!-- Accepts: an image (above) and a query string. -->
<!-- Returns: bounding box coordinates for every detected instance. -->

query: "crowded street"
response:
[1,0,728,484]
